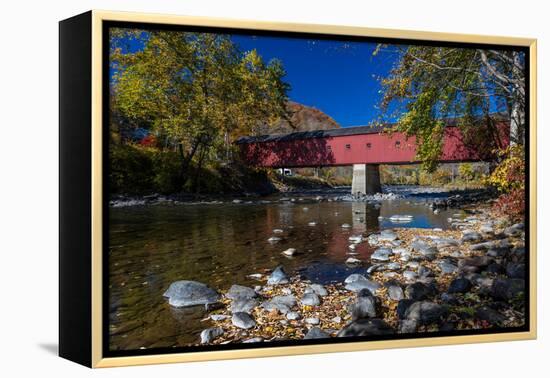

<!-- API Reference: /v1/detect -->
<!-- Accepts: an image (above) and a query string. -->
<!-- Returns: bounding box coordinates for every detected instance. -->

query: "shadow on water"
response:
[108,186,458,350]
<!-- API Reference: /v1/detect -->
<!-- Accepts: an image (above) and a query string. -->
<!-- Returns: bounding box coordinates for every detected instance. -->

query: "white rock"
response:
[282,248,296,256]
[345,257,362,265]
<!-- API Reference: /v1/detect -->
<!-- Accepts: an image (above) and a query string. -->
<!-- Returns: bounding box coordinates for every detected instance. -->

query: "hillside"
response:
[260,101,341,134]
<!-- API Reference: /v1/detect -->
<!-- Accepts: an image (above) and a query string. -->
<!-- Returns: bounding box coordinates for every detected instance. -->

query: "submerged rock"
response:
[163,281,220,308]
[267,236,282,243]
[267,266,289,285]
[388,215,414,223]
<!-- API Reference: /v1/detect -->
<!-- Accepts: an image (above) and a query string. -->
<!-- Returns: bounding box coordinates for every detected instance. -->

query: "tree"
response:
[110,28,289,187]
[374,45,525,172]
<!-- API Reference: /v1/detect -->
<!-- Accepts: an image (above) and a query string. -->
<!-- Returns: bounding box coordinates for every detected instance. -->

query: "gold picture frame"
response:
[59,10,537,368]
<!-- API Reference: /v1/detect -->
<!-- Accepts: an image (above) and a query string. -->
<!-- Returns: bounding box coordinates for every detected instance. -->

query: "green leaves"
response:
[110,28,290,184]
[376,45,525,171]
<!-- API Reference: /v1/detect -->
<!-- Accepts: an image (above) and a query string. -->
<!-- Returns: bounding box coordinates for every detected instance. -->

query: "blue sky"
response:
[111,30,400,127]
[232,34,397,127]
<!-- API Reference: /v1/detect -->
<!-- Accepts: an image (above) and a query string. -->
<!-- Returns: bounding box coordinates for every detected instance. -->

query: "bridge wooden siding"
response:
[236,121,510,168]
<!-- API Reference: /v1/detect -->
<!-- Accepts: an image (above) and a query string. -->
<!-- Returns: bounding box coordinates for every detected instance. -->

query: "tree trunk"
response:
[193,145,208,194]
[510,51,525,146]
[178,140,200,189]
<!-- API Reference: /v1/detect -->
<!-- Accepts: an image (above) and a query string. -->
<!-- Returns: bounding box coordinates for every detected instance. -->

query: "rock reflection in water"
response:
[108,192,455,351]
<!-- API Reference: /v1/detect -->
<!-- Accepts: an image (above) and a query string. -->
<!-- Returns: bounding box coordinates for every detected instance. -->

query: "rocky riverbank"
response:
[161,203,526,345]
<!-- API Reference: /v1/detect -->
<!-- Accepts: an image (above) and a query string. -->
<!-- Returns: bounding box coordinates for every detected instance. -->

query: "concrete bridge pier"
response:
[351,164,381,195]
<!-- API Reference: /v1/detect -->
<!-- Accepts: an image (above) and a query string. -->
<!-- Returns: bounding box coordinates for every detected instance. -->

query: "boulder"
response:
[344,273,368,284]
[371,248,393,262]
[491,278,525,300]
[461,232,483,243]
[503,223,524,237]
[301,293,321,306]
[305,317,320,325]
[411,240,438,259]
[346,257,362,265]
[349,295,378,320]
[405,282,435,301]
[267,266,289,285]
[447,278,472,294]
[304,327,330,339]
[230,298,259,314]
[226,284,257,300]
[386,282,405,301]
[163,281,220,308]
[286,311,301,320]
[379,230,398,241]
[418,265,434,278]
[261,295,297,314]
[438,261,458,274]
[308,284,328,296]
[345,279,381,294]
[210,314,230,321]
[200,327,224,344]
[475,306,507,325]
[405,301,448,325]
[337,319,394,337]
[506,263,525,279]
[402,270,418,282]
[232,312,256,329]
[398,319,418,333]
[243,337,264,343]
[397,299,416,319]
[458,256,493,273]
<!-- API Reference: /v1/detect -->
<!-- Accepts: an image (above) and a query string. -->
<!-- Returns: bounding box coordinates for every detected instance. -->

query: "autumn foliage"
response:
[487,146,526,221]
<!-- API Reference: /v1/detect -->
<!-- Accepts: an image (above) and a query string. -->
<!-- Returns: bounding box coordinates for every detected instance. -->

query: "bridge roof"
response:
[235,124,386,144]
[235,114,508,144]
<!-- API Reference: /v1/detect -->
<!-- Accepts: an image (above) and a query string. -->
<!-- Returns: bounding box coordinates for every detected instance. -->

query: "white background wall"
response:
[0,0,547,376]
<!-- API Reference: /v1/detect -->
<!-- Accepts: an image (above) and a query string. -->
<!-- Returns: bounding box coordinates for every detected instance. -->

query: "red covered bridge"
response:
[236,117,510,195]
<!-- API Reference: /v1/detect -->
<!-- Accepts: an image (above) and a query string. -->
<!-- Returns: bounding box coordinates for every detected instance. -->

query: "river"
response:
[108,186,462,350]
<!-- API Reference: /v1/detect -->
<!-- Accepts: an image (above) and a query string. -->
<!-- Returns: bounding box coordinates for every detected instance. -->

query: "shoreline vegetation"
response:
[157,200,525,347]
